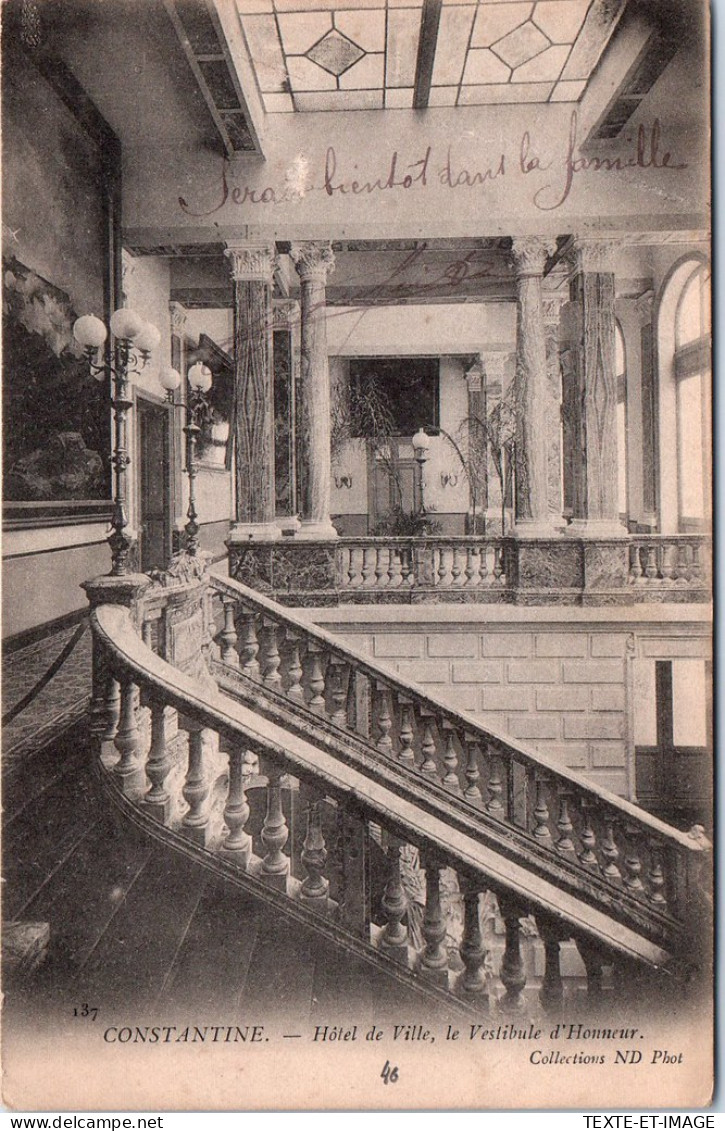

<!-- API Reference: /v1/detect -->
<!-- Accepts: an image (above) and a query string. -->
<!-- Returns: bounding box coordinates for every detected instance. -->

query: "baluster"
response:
[375,683,394,755]
[537,916,565,1014]
[400,546,414,587]
[690,542,702,583]
[644,544,658,582]
[629,544,644,584]
[555,792,576,857]
[141,618,154,650]
[442,725,460,792]
[307,646,326,713]
[222,739,252,867]
[464,547,477,588]
[675,542,690,584]
[220,598,239,667]
[623,829,645,894]
[285,633,305,704]
[260,619,282,689]
[398,699,416,766]
[493,545,504,584]
[348,547,363,589]
[601,815,622,881]
[388,547,403,588]
[102,676,121,742]
[478,546,490,587]
[380,837,409,961]
[486,750,505,816]
[463,736,482,802]
[261,767,290,888]
[498,895,527,1012]
[458,880,488,997]
[181,724,210,846]
[113,675,140,784]
[300,799,329,906]
[648,840,668,912]
[143,700,172,823]
[661,543,677,584]
[419,714,439,778]
[579,803,599,869]
[576,938,606,1004]
[329,660,349,727]
[361,546,375,588]
[532,775,552,843]
[239,612,261,678]
[451,547,463,587]
[339,546,351,590]
[375,546,390,589]
[418,857,448,985]
[437,547,451,588]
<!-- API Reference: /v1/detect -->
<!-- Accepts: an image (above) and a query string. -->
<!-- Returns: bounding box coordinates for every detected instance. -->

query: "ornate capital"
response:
[634,288,655,324]
[511,236,557,278]
[169,301,188,337]
[290,240,335,283]
[224,241,277,283]
[541,290,567,325]
[482,352,507,386]
[569,237,620,274]
[465,358,483,393]
[273,299,301,331]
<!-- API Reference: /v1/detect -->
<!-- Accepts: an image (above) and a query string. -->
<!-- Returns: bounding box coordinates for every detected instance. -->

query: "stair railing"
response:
[207,571,710,959]
[89,599,709,1016]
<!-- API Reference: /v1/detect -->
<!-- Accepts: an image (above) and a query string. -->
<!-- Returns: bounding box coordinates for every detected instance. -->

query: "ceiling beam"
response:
[413,0,442,111]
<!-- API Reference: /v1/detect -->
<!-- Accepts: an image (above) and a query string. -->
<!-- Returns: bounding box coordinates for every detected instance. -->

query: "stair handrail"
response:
[91,601,681,975]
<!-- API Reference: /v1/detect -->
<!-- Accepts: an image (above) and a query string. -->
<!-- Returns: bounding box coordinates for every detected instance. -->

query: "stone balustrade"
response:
[84,570,711,1014]
[228,535,711,606]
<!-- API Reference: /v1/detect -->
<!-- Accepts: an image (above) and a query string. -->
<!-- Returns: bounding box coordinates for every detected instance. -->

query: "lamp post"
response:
[74,309,160,576]
[183,362,213,557]
[412,427,431,516]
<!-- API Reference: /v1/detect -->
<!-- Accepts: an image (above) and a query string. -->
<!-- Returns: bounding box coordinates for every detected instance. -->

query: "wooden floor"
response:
[3,721,440,1029]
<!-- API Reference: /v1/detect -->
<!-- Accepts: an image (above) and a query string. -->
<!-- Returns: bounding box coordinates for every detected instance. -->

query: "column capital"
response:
[568,236,621,274]
[464,357,483,392]
[541,289,568,325]
[169,301,188,337]
[634,288,655,324]
[224,240,277,283]
[273,299,301,331]
[511,236,557,277]
[290,240,336,282]
[482,351,507,387]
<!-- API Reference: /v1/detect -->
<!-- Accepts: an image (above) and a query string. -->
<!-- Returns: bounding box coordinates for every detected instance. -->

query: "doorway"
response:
[137,396,171,572]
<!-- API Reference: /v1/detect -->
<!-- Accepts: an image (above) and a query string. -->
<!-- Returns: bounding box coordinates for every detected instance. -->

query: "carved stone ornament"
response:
[541,291,568,325]
[224,241,277,283]
[289,240,336,282]
[169,301,188,337]
[148,549,211,588]
[272,299,301,330]
[465,358,483,392]
[635,288,655,324]
[482,352,507,385]
[570,237,621,275]
[511,236,557,277]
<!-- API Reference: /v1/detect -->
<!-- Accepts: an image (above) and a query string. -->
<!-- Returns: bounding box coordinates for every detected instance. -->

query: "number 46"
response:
[381,1061,399,1085]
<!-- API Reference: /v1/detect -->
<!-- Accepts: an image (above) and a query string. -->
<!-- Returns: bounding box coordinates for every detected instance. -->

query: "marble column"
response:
[169,301,189,554]
[273,300,301,534]
[290,241,337,539]
[464,357,487,532]
[565,238,626,536]
[511,237,558,536]
[481,351,509,534]
[225,241,279,540]
[636,290,657,527]
[542,288,566,524]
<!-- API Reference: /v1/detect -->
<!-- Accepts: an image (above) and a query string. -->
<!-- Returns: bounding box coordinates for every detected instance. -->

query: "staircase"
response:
[51,559,710,1024]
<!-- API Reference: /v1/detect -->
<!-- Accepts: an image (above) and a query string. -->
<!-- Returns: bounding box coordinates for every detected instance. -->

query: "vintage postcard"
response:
[1,0,713,1112]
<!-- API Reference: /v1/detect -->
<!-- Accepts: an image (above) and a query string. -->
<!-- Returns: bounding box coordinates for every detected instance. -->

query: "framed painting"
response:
[2,26,121,528]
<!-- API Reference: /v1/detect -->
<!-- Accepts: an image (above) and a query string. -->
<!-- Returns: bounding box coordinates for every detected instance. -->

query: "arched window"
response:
[615,321,628,521]
[674,264,711,528]
[656,256,711,534]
